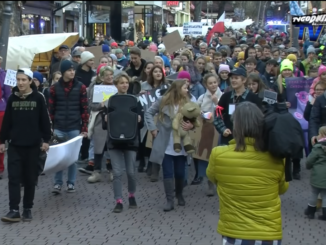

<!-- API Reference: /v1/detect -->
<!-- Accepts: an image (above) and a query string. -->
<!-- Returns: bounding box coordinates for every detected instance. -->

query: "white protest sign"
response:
[43,136,83,174]
[4,69,17,87]
[183,22,203,35]
[92,85,118,103]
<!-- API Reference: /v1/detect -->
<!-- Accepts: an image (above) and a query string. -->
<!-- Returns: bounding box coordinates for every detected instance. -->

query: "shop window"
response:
[144,6,152,36]
[40,16,51,34]
[22,14,35,35]
[153,5,162,38]
[54,16,61,33]
[66,20,74,32]
[122,7,134,41]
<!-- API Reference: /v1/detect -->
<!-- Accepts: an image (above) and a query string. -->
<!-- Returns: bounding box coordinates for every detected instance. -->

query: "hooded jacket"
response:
[75,65,96,88]
[0,84,51,146]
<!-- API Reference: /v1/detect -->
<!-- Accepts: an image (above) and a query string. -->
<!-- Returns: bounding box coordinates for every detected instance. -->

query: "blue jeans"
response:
[53,129,80,186]
[162,154,187,179]
[88,138,94,161]
[198,160,208,178]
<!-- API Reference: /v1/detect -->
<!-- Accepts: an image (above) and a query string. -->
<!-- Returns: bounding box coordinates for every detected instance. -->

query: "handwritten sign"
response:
[183,22,203,35]
[139,85,168,111]
[92,85,117,103]
[4,69,17,87]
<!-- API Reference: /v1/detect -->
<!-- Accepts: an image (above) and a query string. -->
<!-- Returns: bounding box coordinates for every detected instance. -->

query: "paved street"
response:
[0,157,325,245]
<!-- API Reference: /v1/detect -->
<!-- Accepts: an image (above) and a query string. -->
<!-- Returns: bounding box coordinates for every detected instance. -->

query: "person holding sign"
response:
[213,68,262,146]
[0,68,51,222]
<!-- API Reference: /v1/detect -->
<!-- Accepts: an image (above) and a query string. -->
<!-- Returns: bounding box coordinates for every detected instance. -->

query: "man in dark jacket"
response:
[48,60,89,194]
[0,68,51,222]
[50,45,71,78]
[124,47,145,95]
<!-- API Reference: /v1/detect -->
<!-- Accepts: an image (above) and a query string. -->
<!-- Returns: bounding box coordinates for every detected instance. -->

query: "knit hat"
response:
[110,53,117,61]
[33,71,44,84]
[111,42,118,48]
[81,51,95,64]
[177,71,191,81]
[60,60,75,74]
[280,59,293,73]
[115,48,123,54]
[102,44,110,53]
[218,64,230,74]
[149,44,158,52]
[307,45,316,54]
[238,51,245,60]
[318,65,326,76]
[128,41,134,47]
[286,54,297,62]
[97,64,107,75]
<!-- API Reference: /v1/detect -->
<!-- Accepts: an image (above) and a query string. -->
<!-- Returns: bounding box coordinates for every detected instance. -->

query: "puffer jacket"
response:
[207,138,288,240]
[306,140,326,189]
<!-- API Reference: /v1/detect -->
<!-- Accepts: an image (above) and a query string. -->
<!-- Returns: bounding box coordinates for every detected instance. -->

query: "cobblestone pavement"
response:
[0,157,325,245]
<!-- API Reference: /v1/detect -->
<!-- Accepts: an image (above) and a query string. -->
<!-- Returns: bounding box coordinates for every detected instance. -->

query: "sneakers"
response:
[67,184,75,193]
[1,210,21,223]
[52,184,61,194]
[206,180,215,197]
[113,203,123,213]
[22,209,32,222]
[129,197,137,209]
[78,163,94,175]
[87,171,101,183]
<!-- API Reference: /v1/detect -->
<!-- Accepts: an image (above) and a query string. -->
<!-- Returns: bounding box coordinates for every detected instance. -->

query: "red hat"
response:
[111,42,118,48]
[128,41,134,47]
[97,64,106,75]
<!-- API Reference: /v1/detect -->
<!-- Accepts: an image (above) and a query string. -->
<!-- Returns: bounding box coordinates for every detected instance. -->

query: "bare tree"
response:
[193,1,202,22]
[0,1,22,36]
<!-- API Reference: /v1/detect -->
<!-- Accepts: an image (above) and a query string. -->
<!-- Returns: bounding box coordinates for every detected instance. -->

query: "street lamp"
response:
[207,1,213,26]
[0,1,13,69]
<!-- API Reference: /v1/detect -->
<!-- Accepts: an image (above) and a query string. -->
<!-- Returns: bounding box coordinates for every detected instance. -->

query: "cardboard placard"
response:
[220,36,231,45]
[85,46,103,69]
[162,30,185,54]
[146,118,219,161]
[4,69,17,87]
[141,50,155,62]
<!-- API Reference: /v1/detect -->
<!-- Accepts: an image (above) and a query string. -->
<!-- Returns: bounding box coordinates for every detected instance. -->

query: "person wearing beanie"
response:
[102,44,110,55]
[213,67,262,146]
[32,71,50,105]
[177,70,204,100]
[309,65,326,96]
[218,64,231,92]
[287,54,304,77]
[115,49,129,68]
[0,68,51,222]
[277,59,294,102]
[111,42,118,49]
[301,45,320,75]
[149,44,158,53]
[48,59,89,194]
[75,51,96,88]
[234,51,245,68]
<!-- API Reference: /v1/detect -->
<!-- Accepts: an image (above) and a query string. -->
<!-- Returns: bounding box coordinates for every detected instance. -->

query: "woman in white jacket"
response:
[196,73,222,196]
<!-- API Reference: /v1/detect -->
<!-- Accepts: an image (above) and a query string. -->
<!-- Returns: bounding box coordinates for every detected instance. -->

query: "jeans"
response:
[53,129,80,186]
[109,149,137,200]
[162,154,187,179]
[7,145,40,210]
[88,138,94,161]
[309,186,326,207]
[198,160,208,178]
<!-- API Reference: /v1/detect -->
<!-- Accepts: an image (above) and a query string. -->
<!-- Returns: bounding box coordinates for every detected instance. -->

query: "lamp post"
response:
[0,1,13,70]
[207,1,213,26]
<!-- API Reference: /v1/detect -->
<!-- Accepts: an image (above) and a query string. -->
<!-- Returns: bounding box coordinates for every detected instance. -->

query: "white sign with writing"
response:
[92,85,118,103]
[4,69,17,87]
[183,22,203,35]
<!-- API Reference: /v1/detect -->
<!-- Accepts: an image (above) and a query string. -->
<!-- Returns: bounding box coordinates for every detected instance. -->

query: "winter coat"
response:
[306,141,326,189]
[207,137,288,240]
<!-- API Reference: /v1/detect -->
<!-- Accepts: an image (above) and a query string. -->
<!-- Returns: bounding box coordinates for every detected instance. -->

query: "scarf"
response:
[197,88,222,113]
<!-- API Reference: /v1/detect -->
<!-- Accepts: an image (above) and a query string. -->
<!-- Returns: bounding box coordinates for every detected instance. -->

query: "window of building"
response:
[22,14,35,35]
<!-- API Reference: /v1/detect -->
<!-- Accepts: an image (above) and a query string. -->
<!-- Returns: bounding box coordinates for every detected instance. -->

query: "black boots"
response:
[175,178,185,206]
[150,163,160,182]
[319,207,326,221]
[304,205,316,219]
[163,179,174,212]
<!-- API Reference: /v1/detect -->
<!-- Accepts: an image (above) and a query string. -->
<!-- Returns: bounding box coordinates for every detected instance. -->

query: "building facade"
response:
[163,1,191,27]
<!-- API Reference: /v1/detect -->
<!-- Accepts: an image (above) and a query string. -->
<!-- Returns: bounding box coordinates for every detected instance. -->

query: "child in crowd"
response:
[247,73,266,95]
[106,72,144,213]
[309,65,326,97]
[170,58,181,74]
[213,52,222,73]
[305,126,326,221]
[218,64,230,92]
[287,54,304,77]
[196,73,222,196]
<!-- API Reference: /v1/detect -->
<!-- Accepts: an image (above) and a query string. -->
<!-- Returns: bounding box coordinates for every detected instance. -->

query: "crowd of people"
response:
[0,24,326,244]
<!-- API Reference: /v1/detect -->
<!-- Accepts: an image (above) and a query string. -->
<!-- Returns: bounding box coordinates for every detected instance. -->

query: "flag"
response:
[207,12,225,44]
[289,1,305,16]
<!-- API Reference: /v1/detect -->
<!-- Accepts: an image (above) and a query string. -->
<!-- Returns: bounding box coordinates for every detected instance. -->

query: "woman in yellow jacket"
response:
[207,102,288,244]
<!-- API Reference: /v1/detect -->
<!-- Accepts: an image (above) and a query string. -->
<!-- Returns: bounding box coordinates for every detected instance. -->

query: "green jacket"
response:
[306,142,326,189]
[301,58,320,75]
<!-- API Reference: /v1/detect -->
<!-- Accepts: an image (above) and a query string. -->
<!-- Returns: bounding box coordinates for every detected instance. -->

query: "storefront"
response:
[121,1,163,43]
[22,2,52,35]
[86,1,122,42]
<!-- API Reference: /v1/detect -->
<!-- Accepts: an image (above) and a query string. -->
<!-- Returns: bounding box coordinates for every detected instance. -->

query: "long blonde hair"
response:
[159,80,189,121]
[277,73,294,94]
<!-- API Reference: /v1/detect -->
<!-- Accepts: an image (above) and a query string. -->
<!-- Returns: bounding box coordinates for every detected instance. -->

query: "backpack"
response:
[263,103,304,159]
